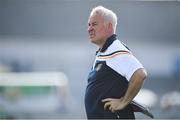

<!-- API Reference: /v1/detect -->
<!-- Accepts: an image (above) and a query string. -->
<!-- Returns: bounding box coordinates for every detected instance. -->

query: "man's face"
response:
[88,15,108,45]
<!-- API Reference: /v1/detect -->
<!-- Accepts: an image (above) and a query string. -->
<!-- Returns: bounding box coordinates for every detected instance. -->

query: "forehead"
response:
[88,15,104,23]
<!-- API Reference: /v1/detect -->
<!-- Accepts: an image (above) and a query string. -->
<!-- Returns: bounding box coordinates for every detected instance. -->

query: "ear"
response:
[107,22,113,34]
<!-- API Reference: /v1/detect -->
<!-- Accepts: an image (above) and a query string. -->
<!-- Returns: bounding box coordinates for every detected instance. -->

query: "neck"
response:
[98,39,106,49]
[98,34,114,49]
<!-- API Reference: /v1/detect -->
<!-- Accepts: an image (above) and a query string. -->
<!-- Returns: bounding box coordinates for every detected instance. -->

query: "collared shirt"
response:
[85,34,143,119]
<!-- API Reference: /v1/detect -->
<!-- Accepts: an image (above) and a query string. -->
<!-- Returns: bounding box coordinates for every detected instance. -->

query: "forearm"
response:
[122,68,147,105]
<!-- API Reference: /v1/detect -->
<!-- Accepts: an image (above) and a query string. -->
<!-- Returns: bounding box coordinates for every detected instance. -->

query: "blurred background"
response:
[0,0,180,119]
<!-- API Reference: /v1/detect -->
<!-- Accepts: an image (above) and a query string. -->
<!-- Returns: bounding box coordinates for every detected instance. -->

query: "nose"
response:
[88,24,93,33]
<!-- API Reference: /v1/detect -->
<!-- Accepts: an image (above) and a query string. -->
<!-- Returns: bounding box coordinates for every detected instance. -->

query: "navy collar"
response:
[96,34,117,54]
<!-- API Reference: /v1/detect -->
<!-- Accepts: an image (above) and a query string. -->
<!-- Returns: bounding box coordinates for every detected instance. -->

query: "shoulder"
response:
[105,40,130,55]
[97,39,131,61]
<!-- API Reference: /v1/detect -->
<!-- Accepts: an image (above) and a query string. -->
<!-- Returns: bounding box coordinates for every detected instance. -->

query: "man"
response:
[85,6,147,119]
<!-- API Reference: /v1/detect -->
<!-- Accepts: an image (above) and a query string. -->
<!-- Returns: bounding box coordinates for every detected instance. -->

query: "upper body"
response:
[85,6,147,119]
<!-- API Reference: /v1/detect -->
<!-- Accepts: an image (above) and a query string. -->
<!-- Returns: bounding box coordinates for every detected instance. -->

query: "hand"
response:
[101,97,128,113]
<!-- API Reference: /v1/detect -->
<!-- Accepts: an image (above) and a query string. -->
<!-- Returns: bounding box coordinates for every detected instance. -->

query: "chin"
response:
[89,37,99,44]
[90,38,96,43]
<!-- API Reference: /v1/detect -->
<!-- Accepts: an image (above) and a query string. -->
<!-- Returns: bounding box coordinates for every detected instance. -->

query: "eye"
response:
[92,22,97,26]
[88,22,98,27]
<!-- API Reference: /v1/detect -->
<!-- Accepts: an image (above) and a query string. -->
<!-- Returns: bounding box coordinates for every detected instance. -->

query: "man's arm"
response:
[102,68,147,113]
[121,68,147,106]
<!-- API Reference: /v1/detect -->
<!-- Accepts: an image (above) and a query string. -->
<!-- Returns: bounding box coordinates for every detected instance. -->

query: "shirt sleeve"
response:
[106,54,144,81]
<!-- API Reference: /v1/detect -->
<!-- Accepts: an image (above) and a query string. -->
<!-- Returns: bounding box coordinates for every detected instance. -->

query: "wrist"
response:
[121,97,131,106]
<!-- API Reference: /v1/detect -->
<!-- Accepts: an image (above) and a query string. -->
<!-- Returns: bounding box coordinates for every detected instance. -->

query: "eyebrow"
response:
[89,21,98,26]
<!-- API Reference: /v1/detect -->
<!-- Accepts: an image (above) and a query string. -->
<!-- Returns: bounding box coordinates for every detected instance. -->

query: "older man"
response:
[85,6,147,119]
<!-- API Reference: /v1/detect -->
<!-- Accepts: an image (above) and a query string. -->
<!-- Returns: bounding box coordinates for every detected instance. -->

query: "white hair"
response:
[90,6,117,33]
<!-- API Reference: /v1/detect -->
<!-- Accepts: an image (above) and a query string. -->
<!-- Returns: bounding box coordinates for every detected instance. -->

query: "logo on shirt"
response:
[95,63,103,71]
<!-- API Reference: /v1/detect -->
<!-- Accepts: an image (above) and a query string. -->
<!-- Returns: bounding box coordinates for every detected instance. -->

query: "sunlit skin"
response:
[88,15,113,49]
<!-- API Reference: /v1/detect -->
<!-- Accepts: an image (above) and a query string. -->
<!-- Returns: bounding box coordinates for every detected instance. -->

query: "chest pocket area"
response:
[94,61,112,78]
[94,61,106,72]
[88,61,111,83]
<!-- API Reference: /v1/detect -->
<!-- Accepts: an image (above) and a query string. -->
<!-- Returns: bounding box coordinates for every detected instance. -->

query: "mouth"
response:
[89,31,95,38]
[89,34,94,38]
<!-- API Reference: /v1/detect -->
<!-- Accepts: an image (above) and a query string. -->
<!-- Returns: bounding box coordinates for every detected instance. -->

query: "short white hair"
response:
[90,6,117,33]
